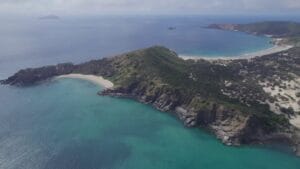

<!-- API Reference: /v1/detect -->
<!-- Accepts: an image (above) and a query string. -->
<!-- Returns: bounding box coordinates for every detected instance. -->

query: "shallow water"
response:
[0,79,300,169]
[1,15,300,169]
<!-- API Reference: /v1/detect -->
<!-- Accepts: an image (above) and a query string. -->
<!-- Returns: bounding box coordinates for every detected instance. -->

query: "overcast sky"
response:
[1,0,300,16]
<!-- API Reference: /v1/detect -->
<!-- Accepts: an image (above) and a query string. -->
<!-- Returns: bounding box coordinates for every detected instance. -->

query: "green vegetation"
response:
[4,44,299,146]
[102,46,292,131]
[285,36,300,46]
[209,21,300,47]
[237,21,300,37]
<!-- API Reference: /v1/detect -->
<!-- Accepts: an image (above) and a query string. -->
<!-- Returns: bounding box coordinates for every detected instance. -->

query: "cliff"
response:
[2,46,300,155]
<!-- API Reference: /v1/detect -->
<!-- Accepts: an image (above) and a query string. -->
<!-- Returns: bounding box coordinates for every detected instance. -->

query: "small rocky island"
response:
[2,21,300,156]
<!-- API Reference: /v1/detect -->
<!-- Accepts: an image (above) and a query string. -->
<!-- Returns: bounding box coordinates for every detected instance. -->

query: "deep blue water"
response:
[0,15,284,79]
[1,15,300,169]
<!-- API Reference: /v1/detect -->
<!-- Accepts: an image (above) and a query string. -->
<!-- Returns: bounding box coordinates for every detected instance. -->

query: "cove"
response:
[0,78,300,169]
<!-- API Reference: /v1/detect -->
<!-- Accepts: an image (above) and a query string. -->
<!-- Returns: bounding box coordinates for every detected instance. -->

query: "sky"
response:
[0,0,300,16]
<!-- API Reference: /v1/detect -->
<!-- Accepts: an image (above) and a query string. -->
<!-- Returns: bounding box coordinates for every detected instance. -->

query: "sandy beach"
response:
[55,74,114,89]
[180,44,293,61]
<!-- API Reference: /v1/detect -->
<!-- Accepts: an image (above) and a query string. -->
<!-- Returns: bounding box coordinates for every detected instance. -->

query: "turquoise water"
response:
[180,30,273,57]
[1,78,300,169]
[1,15,300,168]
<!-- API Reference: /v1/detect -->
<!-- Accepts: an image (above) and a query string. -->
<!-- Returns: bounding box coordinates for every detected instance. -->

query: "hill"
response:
[208,21,300,47]
[2,46,300,155]
[208,21,300,37]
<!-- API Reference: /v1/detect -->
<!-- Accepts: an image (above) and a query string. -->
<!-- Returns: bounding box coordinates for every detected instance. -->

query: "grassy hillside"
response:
[100,47,290,130]
[3,46,298,149]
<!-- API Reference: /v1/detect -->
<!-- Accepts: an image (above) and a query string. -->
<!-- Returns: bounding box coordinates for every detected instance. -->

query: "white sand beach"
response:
[180,44,293,61]
[55,74,114,89]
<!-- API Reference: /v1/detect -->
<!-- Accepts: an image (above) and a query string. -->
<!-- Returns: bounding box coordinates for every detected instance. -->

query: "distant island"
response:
[2,21,300,156]
[39,15,60,20]
[168,27,176,30]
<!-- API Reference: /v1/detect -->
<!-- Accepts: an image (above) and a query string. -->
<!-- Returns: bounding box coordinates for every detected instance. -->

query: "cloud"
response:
[0,0,299,15]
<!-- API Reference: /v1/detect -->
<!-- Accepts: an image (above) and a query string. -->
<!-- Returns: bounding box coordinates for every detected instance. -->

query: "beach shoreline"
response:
[180,44,293,61]
[55,74,114,89]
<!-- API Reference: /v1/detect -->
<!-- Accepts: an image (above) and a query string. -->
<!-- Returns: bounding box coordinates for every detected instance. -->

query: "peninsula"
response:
[2,21,300,156]
[207,21,300,46]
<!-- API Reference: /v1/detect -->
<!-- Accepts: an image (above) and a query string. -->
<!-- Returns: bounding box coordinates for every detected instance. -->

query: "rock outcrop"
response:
[1,63,74,86]
[2,46,300,155]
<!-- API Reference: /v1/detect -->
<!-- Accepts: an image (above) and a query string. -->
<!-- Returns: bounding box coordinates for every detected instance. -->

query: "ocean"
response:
[0,15,300,169]
[0,15,283,79]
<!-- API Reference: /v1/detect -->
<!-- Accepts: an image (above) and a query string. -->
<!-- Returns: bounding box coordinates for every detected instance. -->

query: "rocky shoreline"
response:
[98,74,299,151]
[2,45,300,156]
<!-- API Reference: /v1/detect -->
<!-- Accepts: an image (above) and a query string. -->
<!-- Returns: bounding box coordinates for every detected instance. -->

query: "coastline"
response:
[3,45,300,157]
[55,74,114,89]
[180,41,293,61]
